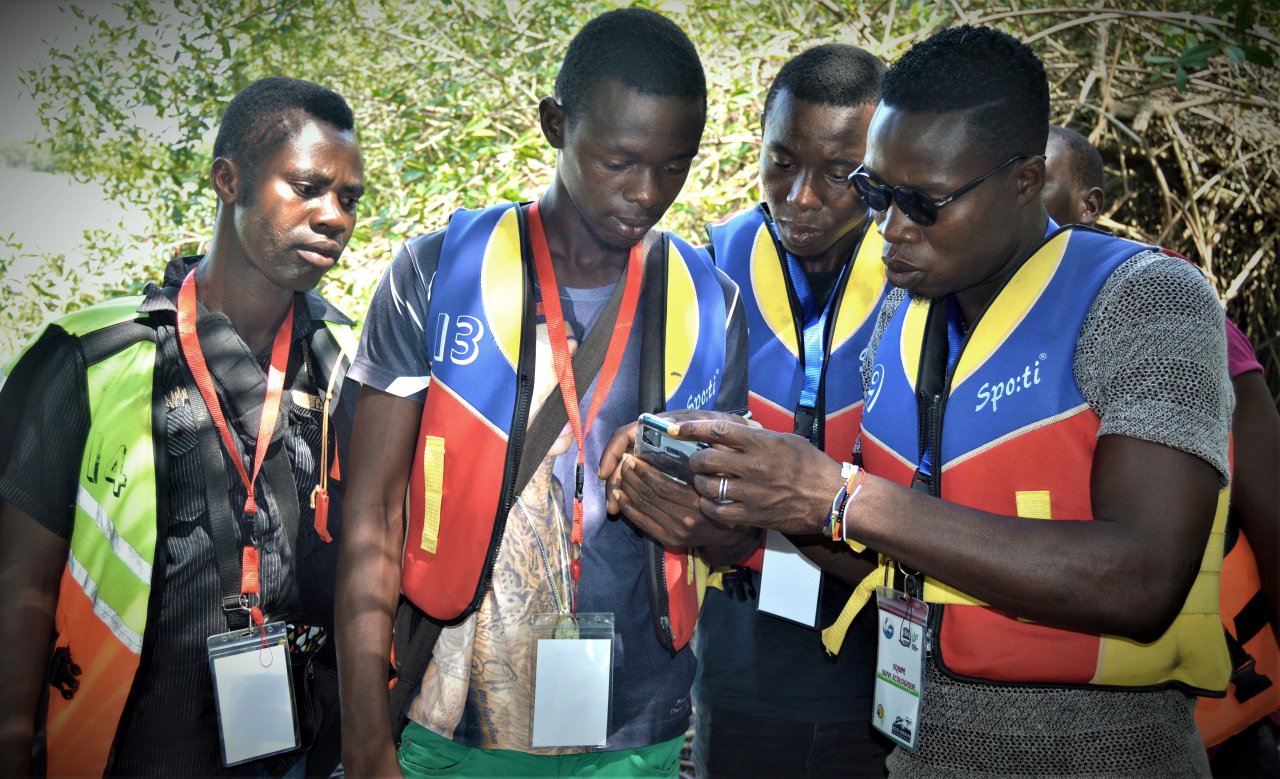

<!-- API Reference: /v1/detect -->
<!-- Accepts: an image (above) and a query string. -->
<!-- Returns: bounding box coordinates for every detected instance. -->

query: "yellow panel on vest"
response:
[1015,490,1052,519]
[482,207,525,372]
[899,299,930,396]
[828,224,886,353]
[419,436,446,554]
[748,225,799,361]
[1093,613,1230,691]
[665,244,699,401]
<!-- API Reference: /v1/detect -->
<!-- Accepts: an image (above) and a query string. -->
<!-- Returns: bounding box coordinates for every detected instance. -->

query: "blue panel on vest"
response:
[665,236,727,412]
[429,204,523,435]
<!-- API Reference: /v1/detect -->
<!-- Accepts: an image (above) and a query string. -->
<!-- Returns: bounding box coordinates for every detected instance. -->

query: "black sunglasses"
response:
[849,154,1044,226]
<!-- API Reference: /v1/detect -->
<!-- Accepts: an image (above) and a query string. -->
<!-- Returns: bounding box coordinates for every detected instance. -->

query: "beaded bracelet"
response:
[836,468,869,542]
[825,463,860,539]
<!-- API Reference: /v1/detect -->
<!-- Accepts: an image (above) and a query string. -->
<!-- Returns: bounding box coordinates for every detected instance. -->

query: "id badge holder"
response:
[530,612,614,749]
[871,584,928,752]
[207,621,299,766]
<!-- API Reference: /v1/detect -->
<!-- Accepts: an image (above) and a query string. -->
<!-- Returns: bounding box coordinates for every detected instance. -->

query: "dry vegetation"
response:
[7,0,1278,397]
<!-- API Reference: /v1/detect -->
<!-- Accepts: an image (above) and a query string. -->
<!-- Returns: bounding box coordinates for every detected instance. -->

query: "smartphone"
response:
[634,413,708,484]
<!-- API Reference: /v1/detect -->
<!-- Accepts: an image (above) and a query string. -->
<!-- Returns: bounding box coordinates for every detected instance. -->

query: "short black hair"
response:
[1049,125,1105,191]
[763,44,884,121]
[555,8,706,122]
[881,25,1049,163]
[213,77,355,187]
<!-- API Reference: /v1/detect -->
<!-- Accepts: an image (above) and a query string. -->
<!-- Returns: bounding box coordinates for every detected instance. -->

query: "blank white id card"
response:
[530,612,614,748]
[757,530,822,627]
[207,622,299,766]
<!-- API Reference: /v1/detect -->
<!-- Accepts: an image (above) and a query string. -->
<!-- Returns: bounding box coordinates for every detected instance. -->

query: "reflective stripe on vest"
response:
[403,203,726,649]
[709,205,887,459]
[830,227,1230,693]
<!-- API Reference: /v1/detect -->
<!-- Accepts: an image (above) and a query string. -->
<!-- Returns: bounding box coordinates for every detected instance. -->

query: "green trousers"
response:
[398,721,683,778]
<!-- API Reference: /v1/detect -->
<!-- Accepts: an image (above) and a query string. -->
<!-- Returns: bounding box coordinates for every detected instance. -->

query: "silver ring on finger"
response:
[717,475,730,503]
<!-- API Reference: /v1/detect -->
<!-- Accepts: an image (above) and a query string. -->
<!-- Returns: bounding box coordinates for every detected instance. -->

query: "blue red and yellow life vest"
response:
[852,226,1230,692]
[402,203,727,650]
[708,205,887,459]
[0,293,354,777]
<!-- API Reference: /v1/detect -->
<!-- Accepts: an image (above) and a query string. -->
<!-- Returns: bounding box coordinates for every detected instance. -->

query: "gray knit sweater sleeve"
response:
[861,286,909,396]
[1074,250,1232,484]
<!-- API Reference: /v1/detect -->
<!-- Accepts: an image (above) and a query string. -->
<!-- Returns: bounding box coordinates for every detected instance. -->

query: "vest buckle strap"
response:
[1230,657,1275,703]
[222,593,259,613]
[47,646,82,701]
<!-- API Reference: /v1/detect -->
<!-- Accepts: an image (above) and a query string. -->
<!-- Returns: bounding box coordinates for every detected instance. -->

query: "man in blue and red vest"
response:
[649,25,1235,775]
[336,9,749,778]
[692,45,892,779]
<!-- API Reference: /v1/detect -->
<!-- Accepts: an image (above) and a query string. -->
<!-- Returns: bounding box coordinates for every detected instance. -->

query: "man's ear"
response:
[1013,155,1047,206]
[1081,186,1105,225]
[539,96,567,150]
[210,157,241,205]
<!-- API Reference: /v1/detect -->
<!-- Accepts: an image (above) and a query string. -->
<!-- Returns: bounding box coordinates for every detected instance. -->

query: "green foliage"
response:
[6,0,1279,392]
[0,231,152,358]
[1146,1,1277,89]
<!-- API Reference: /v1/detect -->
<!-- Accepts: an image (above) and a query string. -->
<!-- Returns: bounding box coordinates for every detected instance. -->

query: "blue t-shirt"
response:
[351,224,748,750]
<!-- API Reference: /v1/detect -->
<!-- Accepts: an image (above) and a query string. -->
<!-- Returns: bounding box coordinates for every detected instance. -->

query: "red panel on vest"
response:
[939,412,1100,681]
[860,437,916,486]
[823,405,861,463]
[48,567,141,778]
[664,549,699,651]
[403,386,509,620]
[939,605,1100,684]
[747,393,792,435]
[942,411,1097,520]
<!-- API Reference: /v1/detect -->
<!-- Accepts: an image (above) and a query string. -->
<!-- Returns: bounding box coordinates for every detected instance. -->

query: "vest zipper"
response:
[472,366,533,615]
[469,209,537,615]
[926,392,944,497]
[647,540,675,652]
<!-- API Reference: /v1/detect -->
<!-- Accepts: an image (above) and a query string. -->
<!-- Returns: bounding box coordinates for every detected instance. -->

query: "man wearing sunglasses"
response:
[650,24,1233,775]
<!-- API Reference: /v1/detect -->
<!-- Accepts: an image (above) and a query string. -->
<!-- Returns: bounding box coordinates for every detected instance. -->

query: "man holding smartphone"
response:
[336,9,749,777]
[649,25,1232,776]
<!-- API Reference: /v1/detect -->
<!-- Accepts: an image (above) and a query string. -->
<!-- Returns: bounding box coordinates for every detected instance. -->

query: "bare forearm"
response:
[0,506,67,776]
[848,438,1219,642]
[1230,371,1280,639]
[336,387,422,776]
[335,504,403,752]
[789,534,876,586]
[0,604,56,776]
[850,483,1138,631]
[683,421,1222,646]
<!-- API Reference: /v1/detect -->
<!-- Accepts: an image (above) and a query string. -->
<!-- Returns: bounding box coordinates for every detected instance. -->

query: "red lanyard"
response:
[527,200,643,614]
[177,270,293,627]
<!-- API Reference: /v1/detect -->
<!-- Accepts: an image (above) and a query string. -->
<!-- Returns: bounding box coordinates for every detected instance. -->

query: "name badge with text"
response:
[872,587,928,752]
